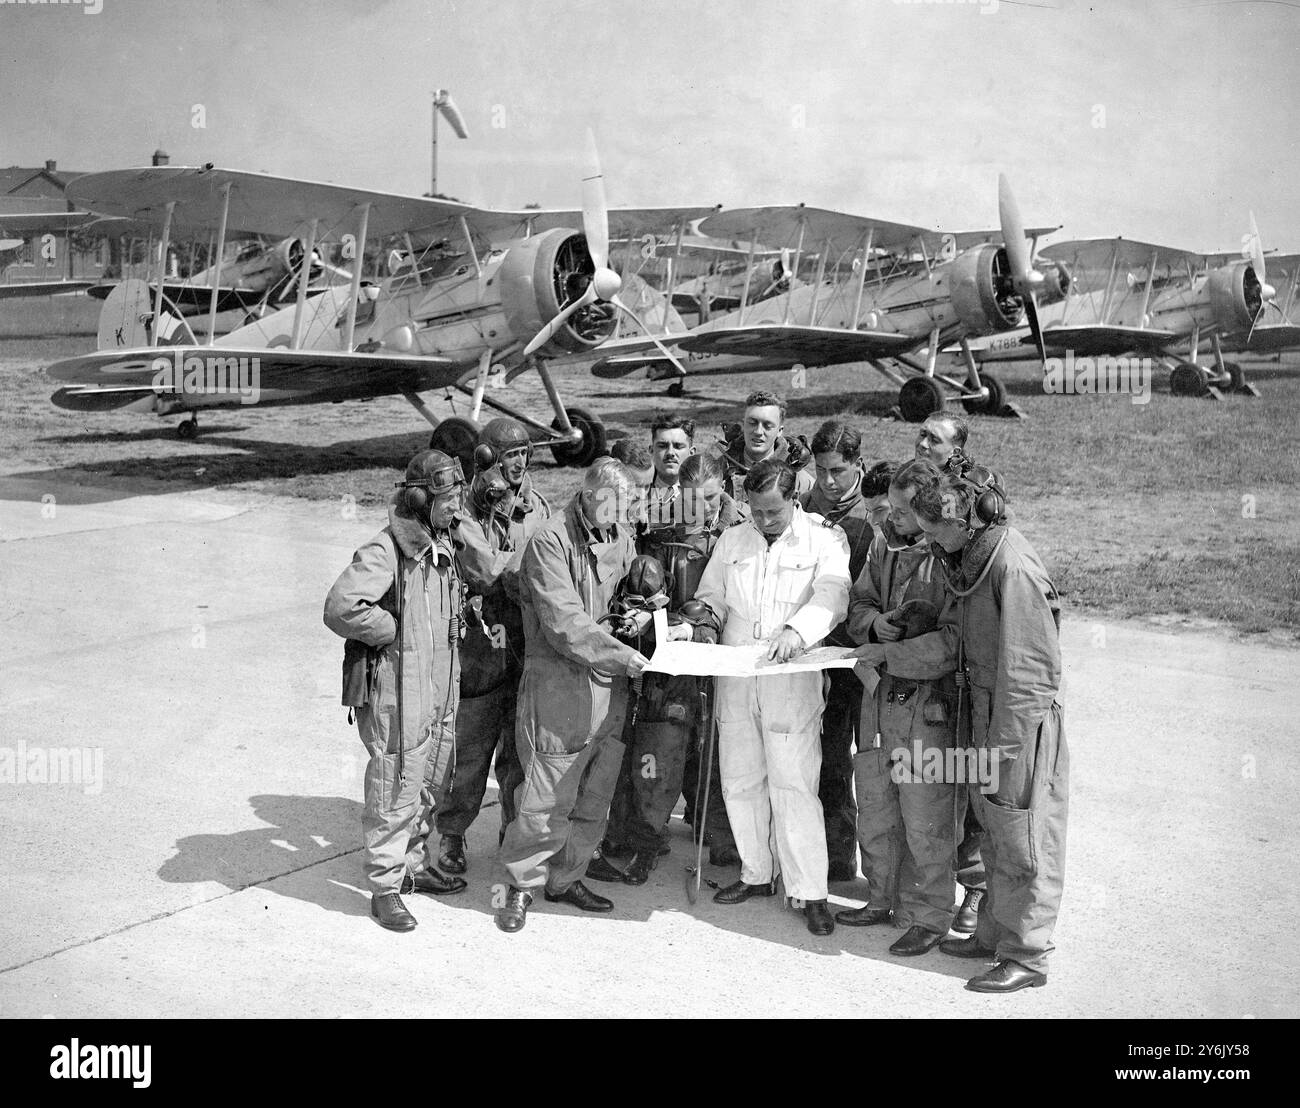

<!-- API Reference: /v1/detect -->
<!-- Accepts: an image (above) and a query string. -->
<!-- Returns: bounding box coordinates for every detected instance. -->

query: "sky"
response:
[3,0,1299,252]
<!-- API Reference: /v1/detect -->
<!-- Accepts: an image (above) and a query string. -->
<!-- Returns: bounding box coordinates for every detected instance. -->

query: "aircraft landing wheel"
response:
[962,372,1006,416]
[899,376,946,423]
[429,416,481,476]
[177,417,199,440]
[1220,361,1246,391]
[667,380,685,398]
[550,406,607,468]
[1169,362,1208,397]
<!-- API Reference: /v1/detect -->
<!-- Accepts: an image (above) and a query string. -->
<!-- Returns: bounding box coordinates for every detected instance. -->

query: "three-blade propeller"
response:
[523,131,689,377]
[998,173,1048,363]
[1245,211,1278,345]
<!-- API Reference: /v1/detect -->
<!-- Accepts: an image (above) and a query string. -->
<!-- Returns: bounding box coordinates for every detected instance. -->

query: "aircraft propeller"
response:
[998,174,1048,362]
[523,131,689,376]
[1245,211,1278,345]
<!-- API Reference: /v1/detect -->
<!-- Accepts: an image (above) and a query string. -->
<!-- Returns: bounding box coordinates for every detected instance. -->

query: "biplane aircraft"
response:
[584,177,1068,422]
[85,232,352,316]
[0,209,103,298]
[969,216,1291,399]
[43,137,714,466]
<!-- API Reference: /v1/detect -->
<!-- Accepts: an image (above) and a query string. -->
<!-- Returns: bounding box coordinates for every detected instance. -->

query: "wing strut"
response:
[1099,241,1123,324]
[1137,248,1157,327]
[736,234,758,325]
[153,201,175,344]
[468,348,492,423]
[806,238,830,326]
[342,203,372,351]
[207,183,231,343]
[781,213,807,326]
[850,228,874,330]
[290,218,318,349]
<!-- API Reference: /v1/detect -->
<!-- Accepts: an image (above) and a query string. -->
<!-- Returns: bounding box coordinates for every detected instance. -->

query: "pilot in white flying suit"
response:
[694,500,850,902]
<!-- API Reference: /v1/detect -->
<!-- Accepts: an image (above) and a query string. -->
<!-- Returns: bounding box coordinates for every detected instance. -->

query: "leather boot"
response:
[804,899,835,936]
[712,878,778,904]
[544,880,614,913]
[622,850,656,886]
[495,886,532,934]
[401,868,467,896]
[966,960,1047,993]
[585,854,626,883]
[952,887,983,934]
[371,892,417,932]
[834,904,892,926]
[437,834,467,875]
[889,924,944,957]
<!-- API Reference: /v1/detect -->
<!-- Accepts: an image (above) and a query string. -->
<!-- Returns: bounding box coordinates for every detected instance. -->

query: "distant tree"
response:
[422,191,465,203]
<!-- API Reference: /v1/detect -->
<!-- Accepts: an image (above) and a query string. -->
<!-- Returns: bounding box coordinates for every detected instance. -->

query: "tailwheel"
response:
[898,376,945,423]
[550,405,607,468]
[666,380,685,398]
[962,372,1006,416]
[177,416,199,440]
[1169,362,1208,397]
[429,416,481,476]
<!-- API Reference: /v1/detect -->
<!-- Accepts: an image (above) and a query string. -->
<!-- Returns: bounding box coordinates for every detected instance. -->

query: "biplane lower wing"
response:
[0,280,96,299]
[1038,324,1180,357]
[677,324,918,363]
[48,345,457,411]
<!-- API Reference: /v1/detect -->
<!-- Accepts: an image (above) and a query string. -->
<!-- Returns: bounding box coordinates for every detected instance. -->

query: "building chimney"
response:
[152,148,169,167]
[45,159,57,172]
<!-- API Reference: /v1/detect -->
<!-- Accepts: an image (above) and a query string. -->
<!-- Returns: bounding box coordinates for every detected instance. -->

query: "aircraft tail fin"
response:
[96,278,196,351]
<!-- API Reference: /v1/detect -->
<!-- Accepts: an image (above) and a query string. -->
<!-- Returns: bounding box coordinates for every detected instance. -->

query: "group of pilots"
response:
[325,388,1068,995]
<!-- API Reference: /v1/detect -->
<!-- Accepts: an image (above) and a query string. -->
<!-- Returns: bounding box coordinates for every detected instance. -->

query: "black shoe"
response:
[494,886,532,933]
[834,904,892,926]
[585,854,626,883]
[804,899,835,936]
[401,868,467,896]
[371,892,417,932]
[622,850,656,886]
[889,924,944,957]
[713,878,778,904]
[939,935,996,960]
[966,960,1047,993]
[656,835,672,858]
[952,888,983,934]
[544,880,613,913]
[437,834,467,875]
[708,843,742,867]
[827,860,858,882]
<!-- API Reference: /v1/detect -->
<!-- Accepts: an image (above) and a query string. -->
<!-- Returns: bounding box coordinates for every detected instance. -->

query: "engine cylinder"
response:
[498,227,615,357]
[1207,261,1261,331]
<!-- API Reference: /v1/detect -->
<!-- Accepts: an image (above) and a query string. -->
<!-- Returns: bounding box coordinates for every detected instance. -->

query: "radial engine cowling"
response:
[498,227,617,358]
[1207,261,1262,331]
[948,244,1024,336]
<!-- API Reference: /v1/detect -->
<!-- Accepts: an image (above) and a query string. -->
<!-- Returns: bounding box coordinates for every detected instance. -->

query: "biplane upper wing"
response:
[1039,238,1209,293]
[0,279,97,299]
[66,167,716,243]
[47,345,458,411]
[698,206,930,256]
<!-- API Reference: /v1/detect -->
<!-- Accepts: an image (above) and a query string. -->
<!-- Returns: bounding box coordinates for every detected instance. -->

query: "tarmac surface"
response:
[1,476,1296,1018]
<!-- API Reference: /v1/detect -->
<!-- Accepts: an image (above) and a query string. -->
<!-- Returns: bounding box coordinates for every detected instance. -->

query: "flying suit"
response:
[948,525,1067,974]
[438,478,550,840]
[497,496,640,893]
[801,474,875,878]
[847,530,960,934]
[324,498,460,895]
[695,503,850,901]
[606,493,743,857]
